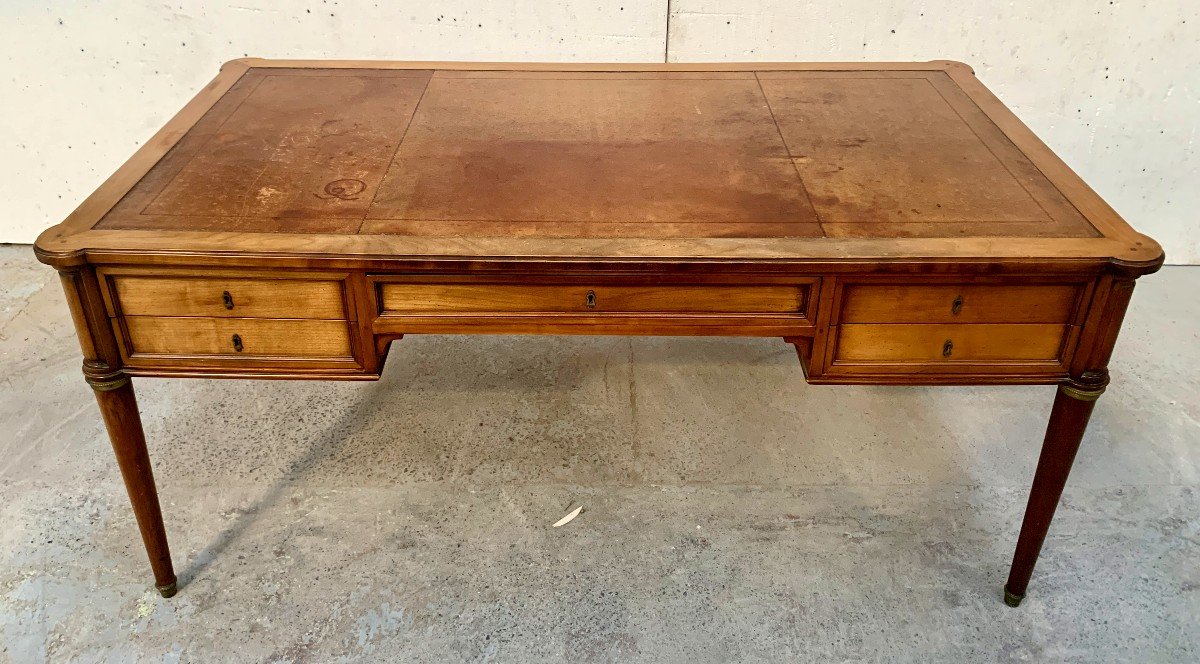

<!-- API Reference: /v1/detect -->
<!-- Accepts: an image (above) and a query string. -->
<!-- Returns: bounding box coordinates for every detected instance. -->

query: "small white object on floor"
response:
[552,506,583,528]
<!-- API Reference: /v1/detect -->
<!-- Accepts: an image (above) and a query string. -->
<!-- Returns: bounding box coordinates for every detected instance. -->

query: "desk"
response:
[34,60,1163,605]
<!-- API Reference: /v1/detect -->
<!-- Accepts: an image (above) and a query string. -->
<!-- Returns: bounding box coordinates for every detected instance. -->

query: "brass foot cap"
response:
[1003,588,1024,607]
[156,580,178,598]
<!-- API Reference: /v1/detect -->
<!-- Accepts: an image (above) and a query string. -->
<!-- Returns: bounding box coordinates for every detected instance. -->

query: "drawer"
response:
[835,324,1068,363]
[840,283,1080,324]
[112,276,346,319]
[380,283,807,315]
[124,317,353,358]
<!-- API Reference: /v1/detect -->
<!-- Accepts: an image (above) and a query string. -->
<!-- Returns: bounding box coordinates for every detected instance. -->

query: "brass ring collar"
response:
[85,374,130,392]
[1059,382,1105,402]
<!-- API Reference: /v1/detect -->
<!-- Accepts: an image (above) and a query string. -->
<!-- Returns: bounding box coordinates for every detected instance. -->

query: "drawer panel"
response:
[381,284,807,315]
[124,317,353,358]
[835,324,1068,363]
[113,276,346,319]
[840,284,1080,324]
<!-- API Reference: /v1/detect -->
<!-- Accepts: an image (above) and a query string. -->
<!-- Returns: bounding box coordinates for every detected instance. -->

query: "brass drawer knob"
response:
[232,333,244,352]
[951,295,963,315]
[942,339,953,357]
[586,290,597,308]
[222,291,235,310]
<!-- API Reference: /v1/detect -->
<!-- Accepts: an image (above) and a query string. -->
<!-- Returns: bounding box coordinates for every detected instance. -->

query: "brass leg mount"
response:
[1058,370,1108,403]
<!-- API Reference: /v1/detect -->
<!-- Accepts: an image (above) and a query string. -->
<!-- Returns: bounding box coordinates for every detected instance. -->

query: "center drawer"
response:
[380,283,807,315]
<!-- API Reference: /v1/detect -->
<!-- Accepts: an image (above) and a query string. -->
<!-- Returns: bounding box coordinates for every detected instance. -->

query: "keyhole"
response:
[586,290,596,308]
[951,295,963,315]
[223,291,234,310]
[942,339,954,358]
[232,334,244,352]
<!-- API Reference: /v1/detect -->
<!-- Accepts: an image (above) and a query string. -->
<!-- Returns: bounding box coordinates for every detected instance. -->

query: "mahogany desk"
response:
[34,60,1163,605]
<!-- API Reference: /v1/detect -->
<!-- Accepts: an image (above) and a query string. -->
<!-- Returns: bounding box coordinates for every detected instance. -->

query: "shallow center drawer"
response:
[380,283,808,315]
[112,276,346,319]
[840,283,1081,324]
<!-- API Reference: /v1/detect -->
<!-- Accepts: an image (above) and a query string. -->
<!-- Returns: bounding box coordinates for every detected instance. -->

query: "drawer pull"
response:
[942,339,954,358]
[222,291,234,310]
[951,295,963,315]
[586,290,597,308]
[231,333,244,352]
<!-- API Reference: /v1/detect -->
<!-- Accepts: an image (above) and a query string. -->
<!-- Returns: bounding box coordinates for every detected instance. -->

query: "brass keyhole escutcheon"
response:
[232,333,244,352]
[586,290,597,308]
[223,291,234,310]
[951,295,963,315]
[942,339,954,358]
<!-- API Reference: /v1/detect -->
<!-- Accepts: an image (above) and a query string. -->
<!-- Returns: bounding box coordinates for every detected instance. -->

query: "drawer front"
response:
[124,317,353,358]
[113,276,346,319]
[381,283,807,315]
[835,324,1068,363]
[840,284,1080,324]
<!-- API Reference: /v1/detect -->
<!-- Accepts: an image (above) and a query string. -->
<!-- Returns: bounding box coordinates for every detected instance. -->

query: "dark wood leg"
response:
[56,267,178,596]
[1004,372,1107,606]
[89,374,178,597]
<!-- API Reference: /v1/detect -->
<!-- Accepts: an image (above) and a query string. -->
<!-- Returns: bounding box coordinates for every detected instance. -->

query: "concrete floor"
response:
[0,244,1196,663]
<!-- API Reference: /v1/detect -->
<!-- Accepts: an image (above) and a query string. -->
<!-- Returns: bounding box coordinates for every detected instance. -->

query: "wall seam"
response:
[664,0,672,63]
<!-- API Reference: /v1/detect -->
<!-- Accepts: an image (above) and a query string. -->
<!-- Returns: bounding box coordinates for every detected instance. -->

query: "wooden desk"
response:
[34,60,1163,606]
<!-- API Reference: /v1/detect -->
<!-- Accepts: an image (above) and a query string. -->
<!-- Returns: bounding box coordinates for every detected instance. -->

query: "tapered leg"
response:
[1004,376,1106,607]
[90,375,178,597]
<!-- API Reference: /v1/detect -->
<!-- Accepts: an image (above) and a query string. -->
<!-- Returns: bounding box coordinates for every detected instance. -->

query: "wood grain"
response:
[840,284,1080,324]
[124,317,352,358]
[114,276,346,319]
[380,283,807,315]
[834,323,1067,363]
